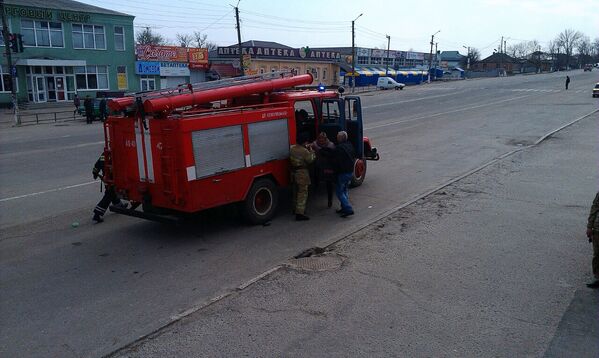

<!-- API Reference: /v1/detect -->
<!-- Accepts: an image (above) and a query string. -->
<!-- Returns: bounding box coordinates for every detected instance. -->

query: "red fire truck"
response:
[104,71,379,224]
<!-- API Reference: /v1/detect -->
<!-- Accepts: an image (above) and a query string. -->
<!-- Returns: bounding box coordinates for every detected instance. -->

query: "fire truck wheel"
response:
[350,159,367,187]
[243,178,279,224]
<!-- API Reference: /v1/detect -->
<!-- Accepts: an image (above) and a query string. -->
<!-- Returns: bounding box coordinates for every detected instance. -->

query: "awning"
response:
[16,59,86,66]
[209,63,240,78]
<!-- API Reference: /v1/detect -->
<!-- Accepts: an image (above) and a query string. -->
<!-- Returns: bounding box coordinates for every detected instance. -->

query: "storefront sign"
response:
[217,46,341,62]
[159,62,190,76]
[135,61,160,75]
[406,52,425,60]
[188,48,209,70]
[356,48,371,57]
[4,6,91,22]
[136,45,188,63]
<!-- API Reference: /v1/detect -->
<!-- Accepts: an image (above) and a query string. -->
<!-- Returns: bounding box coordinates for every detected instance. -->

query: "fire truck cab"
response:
[104,72,378,224]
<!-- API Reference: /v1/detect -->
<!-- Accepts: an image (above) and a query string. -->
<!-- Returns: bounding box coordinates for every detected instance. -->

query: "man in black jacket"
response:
[92,153,126,223]
[333,131,355,217]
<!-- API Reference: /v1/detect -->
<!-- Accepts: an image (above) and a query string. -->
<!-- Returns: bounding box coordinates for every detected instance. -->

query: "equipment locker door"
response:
[344,96,364,158]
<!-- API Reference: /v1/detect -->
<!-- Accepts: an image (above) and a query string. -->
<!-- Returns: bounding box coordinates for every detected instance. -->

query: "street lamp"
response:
[462,45,470,70]
[351,13,363,93]
[428,30,440,83]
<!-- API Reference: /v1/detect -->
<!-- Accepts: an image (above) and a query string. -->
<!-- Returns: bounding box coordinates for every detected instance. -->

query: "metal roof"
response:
[6,0,133,17]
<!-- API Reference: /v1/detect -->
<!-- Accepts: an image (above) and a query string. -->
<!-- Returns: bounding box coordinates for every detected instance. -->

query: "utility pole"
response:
[1,0,19,125]
[234,2,244,76]
[351,13,362,93]
[385,34,390,76]
[428,30,440,83]
[435,42,438,71]
[499,36,503,77]
[463,45,470,70]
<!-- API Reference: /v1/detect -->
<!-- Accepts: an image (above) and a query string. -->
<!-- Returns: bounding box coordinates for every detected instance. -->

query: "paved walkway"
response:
[111,113,598,357]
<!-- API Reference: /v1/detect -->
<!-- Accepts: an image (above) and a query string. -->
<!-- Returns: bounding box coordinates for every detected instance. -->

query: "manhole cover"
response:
[286,254,344,272]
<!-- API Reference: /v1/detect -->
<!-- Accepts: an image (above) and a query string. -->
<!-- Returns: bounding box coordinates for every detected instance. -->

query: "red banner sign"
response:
[188,48,209,69]
[136,44,188,62]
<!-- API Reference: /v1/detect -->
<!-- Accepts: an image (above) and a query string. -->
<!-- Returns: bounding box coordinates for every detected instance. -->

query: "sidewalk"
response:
[113,114,598,357]
[0,103,82,127]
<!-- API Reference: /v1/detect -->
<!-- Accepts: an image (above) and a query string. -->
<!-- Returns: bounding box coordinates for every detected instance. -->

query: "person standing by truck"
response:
[84,96,93,124]
[92,153,126,223]
[586,191,599,288]
[333,131,355,218]
[565,75,570,90]
[73,94,80,115]
[99,95,107,122]
[290,132,315,221]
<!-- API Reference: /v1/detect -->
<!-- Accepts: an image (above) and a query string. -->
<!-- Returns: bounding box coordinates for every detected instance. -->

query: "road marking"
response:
[0,181,97,203]
[362,90,467,109]
[1,141,104,158]
[365,94,532,130]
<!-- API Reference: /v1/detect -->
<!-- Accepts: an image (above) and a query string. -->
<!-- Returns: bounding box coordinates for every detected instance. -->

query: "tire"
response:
[242,177,278,224]
[395,86,400,90]
[350,159,367,187]
[399,86,404,90]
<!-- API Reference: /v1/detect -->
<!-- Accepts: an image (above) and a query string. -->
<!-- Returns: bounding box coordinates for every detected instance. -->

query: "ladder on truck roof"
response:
[127,70,298,101]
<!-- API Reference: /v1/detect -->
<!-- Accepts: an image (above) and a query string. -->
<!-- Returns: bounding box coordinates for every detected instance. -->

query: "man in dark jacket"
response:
[586,192,599,288]
[99,95,107,122]
[333,131,355,217]
[84,96,93,124]
[565,76,570,90]
[92,153,126,223]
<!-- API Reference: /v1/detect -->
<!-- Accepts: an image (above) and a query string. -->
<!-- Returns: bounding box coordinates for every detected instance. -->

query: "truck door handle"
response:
[212,179,222,183]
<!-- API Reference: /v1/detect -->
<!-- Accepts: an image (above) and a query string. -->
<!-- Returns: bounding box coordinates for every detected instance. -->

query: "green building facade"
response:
[1,0,136,106]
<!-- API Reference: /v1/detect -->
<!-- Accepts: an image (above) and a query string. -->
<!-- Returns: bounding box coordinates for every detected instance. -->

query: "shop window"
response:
[117,65,128,90]
[0,65,17,92]
[75,65,109,90]
[357,56,369,65]
[140,76,156,92]
[21,20,64,48]
[371,57,382,65]
[114,26,125,51]
[72,24,106,50]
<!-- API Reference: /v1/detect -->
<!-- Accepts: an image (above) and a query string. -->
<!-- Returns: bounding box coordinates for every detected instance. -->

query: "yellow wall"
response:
[247,60,339,86]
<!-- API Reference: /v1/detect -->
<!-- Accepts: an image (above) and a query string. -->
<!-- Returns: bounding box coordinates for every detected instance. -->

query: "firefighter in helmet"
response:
[92,152,126,223]
[290,132,315,221]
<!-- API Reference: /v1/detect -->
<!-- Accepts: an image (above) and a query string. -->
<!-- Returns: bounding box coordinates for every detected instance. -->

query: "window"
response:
[75,65,109,90]
[114,26,125,51]
[357,56,369,65]
[322,69,327,80]
[140,75,155,92]
[259,67,265,74]
[0,65,16,92]
[371,57,382,65]
[0,18,8,46]
[21,20,63,47]
[72,24,106,49]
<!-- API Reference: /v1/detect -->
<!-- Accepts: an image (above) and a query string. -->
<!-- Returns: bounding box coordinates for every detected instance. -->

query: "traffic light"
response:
[8,33,23,53]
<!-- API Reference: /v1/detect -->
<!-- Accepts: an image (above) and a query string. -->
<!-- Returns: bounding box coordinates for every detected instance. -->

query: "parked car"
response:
[584,64,593,72]
[377,76,405,90]
[593,83,599,98]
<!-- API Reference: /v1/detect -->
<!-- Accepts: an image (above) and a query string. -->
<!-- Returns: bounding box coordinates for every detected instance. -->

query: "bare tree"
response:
[176,33,193,47]
[577,35,592,66]
[193,31,218,50]
[591,37,599,62]
[460,47,481,68]
[507,42,526,59]
[136,27,166,45]
[556,29,583,69]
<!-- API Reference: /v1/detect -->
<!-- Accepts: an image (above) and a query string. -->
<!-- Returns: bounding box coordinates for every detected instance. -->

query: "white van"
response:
[377,77,405,90]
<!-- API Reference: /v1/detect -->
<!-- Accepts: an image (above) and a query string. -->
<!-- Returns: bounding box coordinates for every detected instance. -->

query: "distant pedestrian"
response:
[73,94,80,115]
[99,95,107,122]
[332,131,355,218]
[585,192,599,289]
[565,76,570,90]
[84,96,93,124]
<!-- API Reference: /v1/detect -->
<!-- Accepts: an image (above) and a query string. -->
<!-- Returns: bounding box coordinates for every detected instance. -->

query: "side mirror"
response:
[337,86,345,94]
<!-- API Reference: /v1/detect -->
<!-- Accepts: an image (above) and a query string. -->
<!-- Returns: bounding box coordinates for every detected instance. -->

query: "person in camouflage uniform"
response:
[586,192,599,288]
[290,132,315,221]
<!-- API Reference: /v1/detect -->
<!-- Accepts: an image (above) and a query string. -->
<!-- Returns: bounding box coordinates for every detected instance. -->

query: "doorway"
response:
[34,76,46,103]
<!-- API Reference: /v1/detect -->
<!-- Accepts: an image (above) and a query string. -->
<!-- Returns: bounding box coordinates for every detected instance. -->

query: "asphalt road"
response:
[1,70,597,357]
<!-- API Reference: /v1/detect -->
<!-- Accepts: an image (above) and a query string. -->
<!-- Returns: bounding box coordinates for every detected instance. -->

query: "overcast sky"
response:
[79,0,598,57]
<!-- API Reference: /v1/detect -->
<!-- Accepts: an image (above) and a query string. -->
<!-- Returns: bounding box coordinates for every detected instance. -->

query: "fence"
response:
[17,110,84,125]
